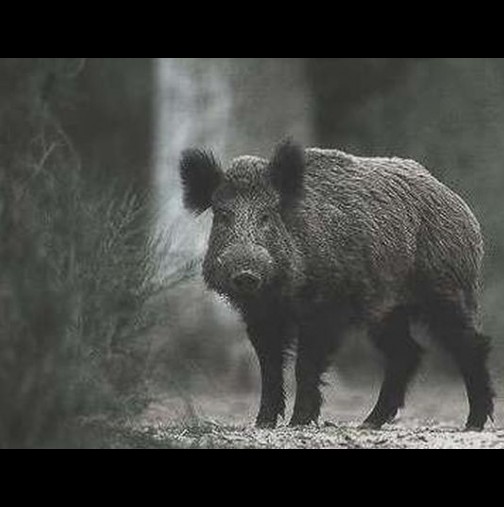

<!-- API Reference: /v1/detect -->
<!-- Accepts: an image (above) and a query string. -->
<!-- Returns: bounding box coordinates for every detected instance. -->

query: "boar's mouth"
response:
[230,270,263,295]
[209,244,274,299]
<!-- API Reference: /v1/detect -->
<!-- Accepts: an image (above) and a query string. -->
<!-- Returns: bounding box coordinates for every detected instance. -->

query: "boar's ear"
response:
[179,149,224,215]
[269,139,305,205]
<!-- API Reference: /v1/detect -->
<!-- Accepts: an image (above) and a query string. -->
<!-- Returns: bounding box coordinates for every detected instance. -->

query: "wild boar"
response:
[180,140,494,431]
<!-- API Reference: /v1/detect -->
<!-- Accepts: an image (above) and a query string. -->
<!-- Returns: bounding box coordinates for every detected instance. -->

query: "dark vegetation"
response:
[0,58,195,448]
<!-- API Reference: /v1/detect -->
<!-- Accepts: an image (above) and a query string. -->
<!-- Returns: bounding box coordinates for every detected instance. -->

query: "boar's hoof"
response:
[288,416,318,428]
[465,412,491,432]
[464,424,485,433]
[256,420,277,429]
[358,421,384,431]
[255,413,278,429]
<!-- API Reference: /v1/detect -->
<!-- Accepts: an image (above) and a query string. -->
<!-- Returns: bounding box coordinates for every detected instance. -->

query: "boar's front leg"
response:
[246,316,293,429]
[290,312,343,427]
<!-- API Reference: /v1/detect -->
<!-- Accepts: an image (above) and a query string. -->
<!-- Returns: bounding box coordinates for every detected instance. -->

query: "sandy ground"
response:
[127,420,504,449]
[125,380,504,449]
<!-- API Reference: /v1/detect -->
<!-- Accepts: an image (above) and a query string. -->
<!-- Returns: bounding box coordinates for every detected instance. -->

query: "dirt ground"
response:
[122,380,504,449]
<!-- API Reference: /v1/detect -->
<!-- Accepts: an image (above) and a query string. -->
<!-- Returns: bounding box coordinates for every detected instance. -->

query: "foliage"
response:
[0,123,198,447]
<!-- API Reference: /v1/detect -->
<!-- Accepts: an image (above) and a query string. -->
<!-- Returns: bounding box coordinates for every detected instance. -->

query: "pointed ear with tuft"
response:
[179,149,224,215]
[269,139,305,205]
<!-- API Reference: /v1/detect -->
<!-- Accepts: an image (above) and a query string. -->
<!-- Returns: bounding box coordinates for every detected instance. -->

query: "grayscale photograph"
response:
[0,58,502,449]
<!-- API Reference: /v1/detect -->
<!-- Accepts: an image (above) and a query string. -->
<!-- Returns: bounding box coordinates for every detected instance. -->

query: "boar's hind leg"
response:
[248,319,292,429]
[289,314,343,427]
[427,297,494,431]
[361,307,423,430]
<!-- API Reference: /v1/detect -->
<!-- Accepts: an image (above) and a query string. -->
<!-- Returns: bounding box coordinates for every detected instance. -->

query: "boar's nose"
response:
[231,271,262,294]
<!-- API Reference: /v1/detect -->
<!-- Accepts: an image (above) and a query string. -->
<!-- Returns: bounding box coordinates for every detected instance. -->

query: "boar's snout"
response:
[231,271,262,294]
[217,244,274,297]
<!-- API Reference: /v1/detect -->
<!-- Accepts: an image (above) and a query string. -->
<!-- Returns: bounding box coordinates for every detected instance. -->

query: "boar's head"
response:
[180,140,305,304]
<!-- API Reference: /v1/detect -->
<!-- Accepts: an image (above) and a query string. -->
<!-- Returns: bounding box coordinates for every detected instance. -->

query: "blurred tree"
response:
[306,58,420,149]
[54,58,155,192]
[0,58,164,447]
[0,58,154,192]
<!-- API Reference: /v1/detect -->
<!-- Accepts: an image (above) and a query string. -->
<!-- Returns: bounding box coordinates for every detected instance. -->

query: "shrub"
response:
[0,125,198,448]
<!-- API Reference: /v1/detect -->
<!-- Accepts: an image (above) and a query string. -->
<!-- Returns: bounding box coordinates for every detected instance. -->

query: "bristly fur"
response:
[180,139,494,432]
[180,149,223,214]
[269,139,305,205]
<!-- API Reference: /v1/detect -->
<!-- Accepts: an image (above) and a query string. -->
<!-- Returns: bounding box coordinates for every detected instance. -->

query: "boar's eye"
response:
[258,211,274,227]
[213,209,233,226]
